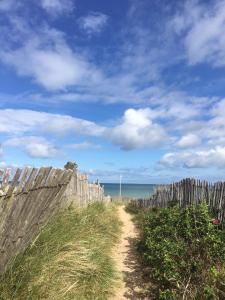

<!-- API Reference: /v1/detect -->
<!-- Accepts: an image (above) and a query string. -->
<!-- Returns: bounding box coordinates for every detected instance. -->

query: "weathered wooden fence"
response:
[131,178,225,220]
[0,162,106,273]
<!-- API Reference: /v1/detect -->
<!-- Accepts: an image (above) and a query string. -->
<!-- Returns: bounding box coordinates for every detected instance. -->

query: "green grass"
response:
[0,202,121,300]
[134,204,225,299]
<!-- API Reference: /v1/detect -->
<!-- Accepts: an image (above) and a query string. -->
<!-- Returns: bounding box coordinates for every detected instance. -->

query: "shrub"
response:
[139,204,225,299]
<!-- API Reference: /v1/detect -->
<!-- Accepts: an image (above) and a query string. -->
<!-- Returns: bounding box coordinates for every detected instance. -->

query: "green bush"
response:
[139,204,225,299]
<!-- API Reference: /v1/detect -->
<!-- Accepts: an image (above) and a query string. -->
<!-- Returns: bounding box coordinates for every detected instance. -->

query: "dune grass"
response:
[0,202,121,300]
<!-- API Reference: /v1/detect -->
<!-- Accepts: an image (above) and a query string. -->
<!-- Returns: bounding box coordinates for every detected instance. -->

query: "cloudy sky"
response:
[0,0,225,183]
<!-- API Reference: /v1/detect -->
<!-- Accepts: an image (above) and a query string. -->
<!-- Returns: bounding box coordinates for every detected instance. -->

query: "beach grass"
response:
[0,202,121,300]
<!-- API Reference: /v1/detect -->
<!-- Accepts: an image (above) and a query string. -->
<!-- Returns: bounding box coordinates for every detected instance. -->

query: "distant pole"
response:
[119,175,122,198]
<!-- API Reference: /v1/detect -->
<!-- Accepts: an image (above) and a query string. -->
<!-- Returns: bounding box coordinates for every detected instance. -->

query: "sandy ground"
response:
[110,206,150,300]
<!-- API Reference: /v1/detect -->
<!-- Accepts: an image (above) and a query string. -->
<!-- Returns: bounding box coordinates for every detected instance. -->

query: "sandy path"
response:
[110,206,150,300]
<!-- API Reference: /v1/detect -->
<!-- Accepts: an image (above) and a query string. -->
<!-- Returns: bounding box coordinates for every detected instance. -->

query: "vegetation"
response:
[136,204,225,299]
[0,202,121,300]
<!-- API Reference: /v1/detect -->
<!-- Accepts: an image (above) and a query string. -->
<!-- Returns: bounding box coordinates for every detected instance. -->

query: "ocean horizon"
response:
[101,183,157,198]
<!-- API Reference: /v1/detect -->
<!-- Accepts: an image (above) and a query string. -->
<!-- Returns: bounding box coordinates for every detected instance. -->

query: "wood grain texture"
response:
[0,165,106,273]
[131,178,225,221]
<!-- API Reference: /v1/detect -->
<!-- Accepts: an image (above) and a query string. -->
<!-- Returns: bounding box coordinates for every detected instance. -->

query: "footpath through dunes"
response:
[111,205,150,300]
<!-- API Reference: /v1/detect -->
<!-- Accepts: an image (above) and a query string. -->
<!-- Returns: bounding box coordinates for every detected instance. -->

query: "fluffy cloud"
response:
[160,146,225,169]
[1,0,221,104]
[4,137,60,159]
[3,103,225,157]
[172,0,225,66]
[0,108,168,151]
[40,0,74,15]
[212,98,225,115]
[78,12,108,34]
[0,0,15,11]
[108,108,167,150]
[2,95,225,161]
[1,29,102,90]
[0,108,169,154]
[0,161,7,168]
[0,109,104,136]
[176,134,201,148]
[0,15,102,91]
[1,99,225,168]
[186,2,225,66]
[67,142,101,150]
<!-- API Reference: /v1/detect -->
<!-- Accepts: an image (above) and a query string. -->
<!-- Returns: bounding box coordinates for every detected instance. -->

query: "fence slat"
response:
[0,163,106,273]
[131,178,225,219]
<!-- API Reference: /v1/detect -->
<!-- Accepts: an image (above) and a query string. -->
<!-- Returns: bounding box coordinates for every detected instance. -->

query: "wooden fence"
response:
[131,178,225,220]
[0,162,106,273]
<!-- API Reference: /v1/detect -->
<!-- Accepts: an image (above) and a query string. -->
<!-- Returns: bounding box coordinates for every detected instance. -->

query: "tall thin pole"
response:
[119,175,122,198]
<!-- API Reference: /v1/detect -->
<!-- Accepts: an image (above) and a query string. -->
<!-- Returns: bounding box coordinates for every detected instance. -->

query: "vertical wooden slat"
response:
[1,169,11,191]
[0,170,4,190]
[6,168,22,196]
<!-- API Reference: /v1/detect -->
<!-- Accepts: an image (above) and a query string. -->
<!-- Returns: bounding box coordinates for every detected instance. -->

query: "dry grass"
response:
[0,202,121,300]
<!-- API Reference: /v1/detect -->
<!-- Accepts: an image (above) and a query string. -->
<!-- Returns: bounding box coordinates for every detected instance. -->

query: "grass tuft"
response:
[0,202,121,300]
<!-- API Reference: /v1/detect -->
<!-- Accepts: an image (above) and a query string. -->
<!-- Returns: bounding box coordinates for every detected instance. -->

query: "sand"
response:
[110,205,150,299]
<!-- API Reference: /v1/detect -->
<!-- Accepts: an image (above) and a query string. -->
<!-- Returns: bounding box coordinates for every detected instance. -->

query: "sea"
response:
[101,183,157,198]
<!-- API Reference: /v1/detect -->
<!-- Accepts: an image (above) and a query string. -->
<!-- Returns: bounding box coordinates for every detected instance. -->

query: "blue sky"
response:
[1,0,225,183]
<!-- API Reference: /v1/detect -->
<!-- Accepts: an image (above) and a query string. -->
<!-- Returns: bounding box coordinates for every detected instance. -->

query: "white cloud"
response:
[40,0,74,15]
[171,0,225,67]
[78,12,108,34]
[0,108,169,152]
[1,0,219,105]
[211,98,225,118]
[0,26,102,90]
[67,142,101,150]
[43,112,104,136]
[0,0,21,11]
[166,102,199,120]
[188,98,225,146]
[4,136,60,159]
[0,109,47,134]
[0,108,168,151]
[160,146,225,169]
[159,152,179,168]
[0,161,7,168]
[1,97,225,167]
[0,109,105,136]
[1,93,225,158]
[108,108,168,150]
[26,143,58,158]
[0,0,14,10]
[0,108,170,153]
[176,133,201,148]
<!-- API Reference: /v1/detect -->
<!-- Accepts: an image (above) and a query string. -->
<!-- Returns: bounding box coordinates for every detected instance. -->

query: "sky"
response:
[1,0,225,183]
